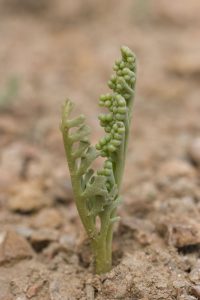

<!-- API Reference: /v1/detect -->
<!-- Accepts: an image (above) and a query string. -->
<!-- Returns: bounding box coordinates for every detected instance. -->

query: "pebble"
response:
[31,208,62,229]
[167,52,200,78]
[179,296,197,300]
[189,261,200,284]
[29,229,59,252]
[0,230,33,265]
[158,159,195,181]
[167,221,200,248]
[15,226,59,253]
[8,180,49,213]
[190,285,200,298]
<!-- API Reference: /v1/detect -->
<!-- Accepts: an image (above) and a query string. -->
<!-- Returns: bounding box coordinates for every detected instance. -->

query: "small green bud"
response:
[107,144,116,152]
[100,121,106,127]
[114,133,122,140]
[98,114,106,122]
[130,77,136,84]
[102,144,108,151]
[100,151,107,157]
[113,123,118,130]
[117,97,126,106]
[127,57,134,63]
[122,68,129,75]
[115,59,121,66]
[110,128,115,135]
[116,84,122,90]
[124,75,130,81]
[105,101,111,107]
[116,114,125,121]
[111,139,121,146]
[117,121,124,127]
[105,134,111,141]
[97,170,101,175]
[117,127,125,133]
[110,74,116,81]
[105,126,111,133]
[103,169,111,176]
[115,94,121,100]
[106,93,112,100]
[124,94,130,100]
[106,113,113,121]
[96,144,101,150]
[117,107,126,114]
[100,95,106,101]
[108,81,113,88]
[117,70,122,76]
[104,160,112,169]
[99,137,107,146]
[120,61,125,68]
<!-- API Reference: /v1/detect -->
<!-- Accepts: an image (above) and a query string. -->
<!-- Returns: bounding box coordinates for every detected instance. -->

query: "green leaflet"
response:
[82,175,108,199]
[60,99,112,218]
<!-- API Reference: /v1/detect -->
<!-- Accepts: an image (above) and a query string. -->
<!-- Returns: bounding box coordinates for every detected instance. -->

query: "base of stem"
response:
[91,236,112,274]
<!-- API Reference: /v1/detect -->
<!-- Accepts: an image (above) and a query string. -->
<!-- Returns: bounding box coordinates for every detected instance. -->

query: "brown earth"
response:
[0,1,200,299]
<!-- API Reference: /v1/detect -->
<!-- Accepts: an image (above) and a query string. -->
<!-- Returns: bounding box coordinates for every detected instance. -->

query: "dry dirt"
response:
[0,1,200,299]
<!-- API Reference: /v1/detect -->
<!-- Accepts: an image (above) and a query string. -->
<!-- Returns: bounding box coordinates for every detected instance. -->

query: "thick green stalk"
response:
[91,235,112,274]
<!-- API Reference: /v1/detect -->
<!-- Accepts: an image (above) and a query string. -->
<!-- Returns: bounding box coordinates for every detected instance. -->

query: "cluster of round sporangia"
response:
[107,47,136,99]
[96,117,125,157]
[96,93,127,156]
[97,159,112,176]
[97,159,114,190]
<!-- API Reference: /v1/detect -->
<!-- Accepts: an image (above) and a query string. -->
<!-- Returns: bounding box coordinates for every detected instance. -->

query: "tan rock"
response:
[158,218,200,248]
[8,180,49,213]
[0,230,33,265]
[31,208,62,229]
[158,159,195,180]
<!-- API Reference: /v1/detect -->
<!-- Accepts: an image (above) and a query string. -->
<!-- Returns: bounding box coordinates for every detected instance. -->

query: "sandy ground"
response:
[0,0,200,299]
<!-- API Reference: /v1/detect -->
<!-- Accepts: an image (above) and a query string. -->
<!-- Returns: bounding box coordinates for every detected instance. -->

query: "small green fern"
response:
[60,46,136,274]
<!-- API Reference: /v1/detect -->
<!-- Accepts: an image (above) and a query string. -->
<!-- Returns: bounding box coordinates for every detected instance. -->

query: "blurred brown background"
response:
[1,0,200,180]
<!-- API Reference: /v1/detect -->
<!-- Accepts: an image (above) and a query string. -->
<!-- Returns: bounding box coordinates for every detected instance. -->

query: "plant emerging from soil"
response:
[60,46,136,274]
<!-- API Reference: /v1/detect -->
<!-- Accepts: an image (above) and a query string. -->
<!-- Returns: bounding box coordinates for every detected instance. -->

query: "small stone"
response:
[165,220,200,248]
[188,138,200,166]
[26,282,44,299]
[179,296,197,300]
[15,226,33,239]
[31,208,62,229]
[190,285,200,298]
[0,230,33,265]
[189,261,200,284]
[173,279,186,289]
[16,296,27,300]
[158,159,195,181]
[29,229,59,252]
[59,234,76,248]
[168,52,200,78]
[119,217,155,246]
[8,180,49,213]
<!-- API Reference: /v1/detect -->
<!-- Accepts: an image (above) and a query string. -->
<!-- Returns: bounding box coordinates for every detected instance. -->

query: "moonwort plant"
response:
[60,46,136,274]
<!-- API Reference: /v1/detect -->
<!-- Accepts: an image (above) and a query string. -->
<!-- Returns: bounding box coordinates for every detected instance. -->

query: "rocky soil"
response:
[0,0,200,299]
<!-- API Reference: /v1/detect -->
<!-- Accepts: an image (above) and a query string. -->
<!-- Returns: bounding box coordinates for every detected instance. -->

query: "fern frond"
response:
[61,46,136,274]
